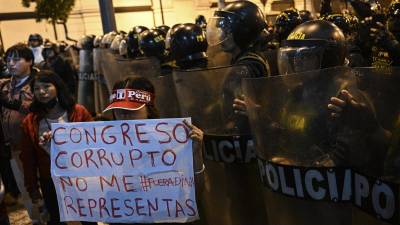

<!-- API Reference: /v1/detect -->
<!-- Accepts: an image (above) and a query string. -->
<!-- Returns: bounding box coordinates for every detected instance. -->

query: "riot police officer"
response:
[170,23,208,70]
[195,15,207,30]
[139,28,174,75]
[273,8,302,47]
[207,0,270,77]
[126,26,148,58]
[278,20,346,74]
[367,0,400,67]
[41,42,77,96]
[155,25,170,38]
[28,33,44,65]
[299,10,314,23]
[323,14,353,36]
[322,13,366,67]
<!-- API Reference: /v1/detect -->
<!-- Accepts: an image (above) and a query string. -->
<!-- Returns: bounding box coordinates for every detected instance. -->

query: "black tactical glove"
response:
[328,90,380,133]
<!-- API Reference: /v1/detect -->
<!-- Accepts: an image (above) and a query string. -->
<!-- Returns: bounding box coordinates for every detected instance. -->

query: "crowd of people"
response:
[0,0,400,224]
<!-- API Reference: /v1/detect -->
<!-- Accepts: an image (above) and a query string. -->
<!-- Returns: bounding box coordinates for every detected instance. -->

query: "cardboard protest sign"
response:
[50,118,198,223]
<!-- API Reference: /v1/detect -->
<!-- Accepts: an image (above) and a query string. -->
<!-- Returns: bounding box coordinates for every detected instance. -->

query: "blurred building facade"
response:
[0,0,318,48]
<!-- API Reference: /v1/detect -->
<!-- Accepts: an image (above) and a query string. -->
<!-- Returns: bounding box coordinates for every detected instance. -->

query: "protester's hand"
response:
[183,120,203,143]
[38,131,52,146]
[328,90,379,133]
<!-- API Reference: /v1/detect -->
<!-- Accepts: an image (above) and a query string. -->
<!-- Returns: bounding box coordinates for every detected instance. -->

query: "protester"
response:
[19,70,96,225]
[1,43,38,224]
[103,76,204,225]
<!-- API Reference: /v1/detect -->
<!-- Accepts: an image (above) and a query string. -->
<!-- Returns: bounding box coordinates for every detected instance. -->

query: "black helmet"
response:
[170,23,208,63]
[126,26,149,58]
[42,42,59,60]
[299,10,313,23]
[278,20,346,74]
[78,35,95,50]
[388,0,400,18]
[195,15,207,28]
[207,1,266,49]
[371,1,386,23]
[28,33,43,47]
[165,23,182,50]
[138,29,166,58]
[155,25,170,37]
[323,14,352,35]
[275,8,302,40]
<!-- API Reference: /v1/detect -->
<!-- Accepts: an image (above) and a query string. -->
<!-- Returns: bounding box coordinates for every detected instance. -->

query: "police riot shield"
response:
[206,45,232,68]
[93,48,110,114]
[261,49,279,76]
[243,66,400,225]
[77,48,95,114]
[99,49,161,92]
[173,66,268,225]
[148,74,181,118]
[350,67,400,225]
[97,49,179,118]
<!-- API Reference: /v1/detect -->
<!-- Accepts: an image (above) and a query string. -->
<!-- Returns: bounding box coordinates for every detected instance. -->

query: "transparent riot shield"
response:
[99,50,161,92]
[206,45,232,68]
[93,48,110,114]
[77,48,95,114]
[148,74,181,118]
[351,67,400,225]
[261,49,279,76]
[173,66,268,225]
[243,66,400,225]
[98,49,179,118]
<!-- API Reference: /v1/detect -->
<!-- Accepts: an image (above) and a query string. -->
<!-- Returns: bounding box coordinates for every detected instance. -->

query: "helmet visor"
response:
[206,16,232,46]
[278,45,325,75]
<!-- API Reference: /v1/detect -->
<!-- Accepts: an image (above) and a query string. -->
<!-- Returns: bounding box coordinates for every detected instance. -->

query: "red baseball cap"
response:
[103,89,154,112]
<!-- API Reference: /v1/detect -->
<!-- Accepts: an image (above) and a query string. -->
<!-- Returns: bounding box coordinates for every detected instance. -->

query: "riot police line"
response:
[70,2,400,225]
[2,0,400,224]
[88,33,400,225]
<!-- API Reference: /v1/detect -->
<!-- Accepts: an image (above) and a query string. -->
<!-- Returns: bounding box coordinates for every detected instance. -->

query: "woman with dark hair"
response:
[104,76,204,225]
[19,70,96,225]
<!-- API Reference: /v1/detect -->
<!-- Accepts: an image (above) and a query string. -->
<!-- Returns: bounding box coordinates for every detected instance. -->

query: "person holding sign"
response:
[103,76,204,225]
[19,70,97,225]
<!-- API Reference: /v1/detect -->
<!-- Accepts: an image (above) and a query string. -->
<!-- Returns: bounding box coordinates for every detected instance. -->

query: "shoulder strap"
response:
[237,52,270,76]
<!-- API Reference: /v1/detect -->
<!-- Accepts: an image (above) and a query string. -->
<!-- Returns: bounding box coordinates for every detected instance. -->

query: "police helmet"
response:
[28,33,44,47]
[170,23,208,63]
[275,8,302,40]
[299,10,314,23]
[207,1,266,49]
[139,29,166,58]
[278,20,346,74]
